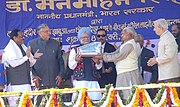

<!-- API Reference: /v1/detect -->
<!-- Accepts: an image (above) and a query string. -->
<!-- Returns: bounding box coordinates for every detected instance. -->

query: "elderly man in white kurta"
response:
[102,27,143,99]
[148,19,180,83]
[69,27,102,101]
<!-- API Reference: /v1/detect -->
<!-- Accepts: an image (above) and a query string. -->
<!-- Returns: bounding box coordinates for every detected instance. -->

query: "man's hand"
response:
[26,46,31,58]
[55,75,63,86]
[75,54,82,62]
[4,69,6,75]
[92,57,100,64]
[113,42,118,49]
[94,55,103,60]
[104,67,112,73]
[33,76,42,87]
[34,49,43,59]
[147,57,157,66]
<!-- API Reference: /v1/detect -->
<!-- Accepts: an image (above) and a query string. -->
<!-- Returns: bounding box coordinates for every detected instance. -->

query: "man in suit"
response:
[96,28,117,88]
[135,34,158,99]
[148,18,180,83]
[135,34,158,84]
[28,24,64,106]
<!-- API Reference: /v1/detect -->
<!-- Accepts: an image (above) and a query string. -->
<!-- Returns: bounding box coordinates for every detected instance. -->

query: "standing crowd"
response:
[0,18,180,106]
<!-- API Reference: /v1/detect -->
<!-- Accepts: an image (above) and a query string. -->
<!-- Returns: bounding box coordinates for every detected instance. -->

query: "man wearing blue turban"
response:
[68,27,102,100]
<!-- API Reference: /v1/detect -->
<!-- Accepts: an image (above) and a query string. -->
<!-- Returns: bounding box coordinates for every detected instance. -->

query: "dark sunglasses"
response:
[97,34,106,38]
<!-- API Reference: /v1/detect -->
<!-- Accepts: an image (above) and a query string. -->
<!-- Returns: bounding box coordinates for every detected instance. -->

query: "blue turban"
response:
[77,27,91,40]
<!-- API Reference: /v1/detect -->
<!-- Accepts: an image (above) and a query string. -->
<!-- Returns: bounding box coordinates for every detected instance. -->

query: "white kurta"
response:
[7,84,32,107]
[2,40,36,107]
[69,47,102,101]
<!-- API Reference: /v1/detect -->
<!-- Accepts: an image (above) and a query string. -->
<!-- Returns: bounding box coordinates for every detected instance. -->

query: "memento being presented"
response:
[77,42,102,57]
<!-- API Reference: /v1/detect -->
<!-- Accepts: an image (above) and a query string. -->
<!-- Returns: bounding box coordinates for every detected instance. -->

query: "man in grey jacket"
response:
[28,24,64,106]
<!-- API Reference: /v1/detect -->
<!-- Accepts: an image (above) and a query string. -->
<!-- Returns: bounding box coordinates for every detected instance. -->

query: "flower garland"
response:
[1,83,180,107]
[116,87,139,107]
[56,93,64,107]
[55,88,86,107]
[132,88,140,107]
[141,88,168,107]
[170,87,180,106]
[91,84,112,107]
[153,85,166,103]
[71,91,79,107]
[166,86,172,107]
[45,91,61,107]
[84,85,115,107]
[57,91,79,107]
[119,86,137,105]
[115,86,169,107]
[104,89,115,107]
[53,92,59,107]
[143,86,167,107]
[40,91,50,107]
[75,85,172,107]
[73,88,86,107]
[117,86,137,106]
[45,91,54,107]
[1,97,9,107]
[100,87,115,107]
[113,90,119,107]
[85,92,93,107]
[18,93,33,107]
[139,90,143,107]
[84,91,87,107]
[0,97,5,107]
[15,92,22,107]
[141,89,150,107]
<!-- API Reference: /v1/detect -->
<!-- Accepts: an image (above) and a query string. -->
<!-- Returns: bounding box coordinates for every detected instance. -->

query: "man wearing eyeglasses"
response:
[28,24,64,106]
[96,28,117,88]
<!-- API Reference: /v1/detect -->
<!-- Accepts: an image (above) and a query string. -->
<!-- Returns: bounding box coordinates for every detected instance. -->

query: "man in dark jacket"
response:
[136,34,158,84]
[28,24,64,106]
[137,34,158,99]
[171,23,180,52]
[96,28,117,88]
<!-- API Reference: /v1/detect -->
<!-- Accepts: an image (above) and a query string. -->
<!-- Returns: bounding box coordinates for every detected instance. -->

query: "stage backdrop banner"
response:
[0,0,180,49]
